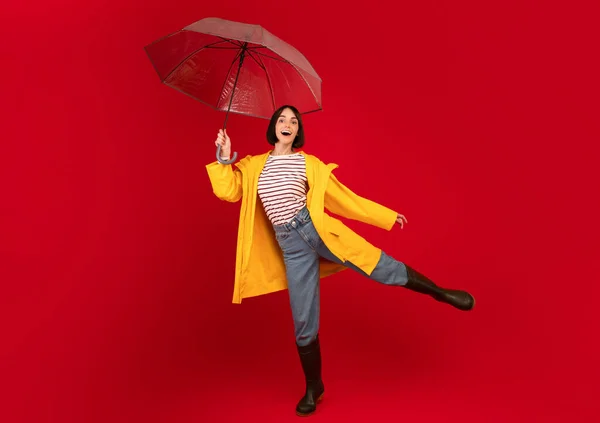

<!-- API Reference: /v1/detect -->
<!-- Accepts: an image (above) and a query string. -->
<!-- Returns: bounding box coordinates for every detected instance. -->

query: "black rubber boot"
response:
[404,265,475,311]
[295,335,324,417]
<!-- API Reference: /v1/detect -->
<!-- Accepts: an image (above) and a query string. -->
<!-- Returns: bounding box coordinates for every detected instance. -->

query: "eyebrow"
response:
[279,115,298,119]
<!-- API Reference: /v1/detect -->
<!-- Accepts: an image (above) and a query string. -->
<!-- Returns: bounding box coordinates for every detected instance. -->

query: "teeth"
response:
[281,130,291,135]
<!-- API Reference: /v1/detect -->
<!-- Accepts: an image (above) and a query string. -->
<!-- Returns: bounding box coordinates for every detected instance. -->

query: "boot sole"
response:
[295,393,324,417]
[462,294,476,311]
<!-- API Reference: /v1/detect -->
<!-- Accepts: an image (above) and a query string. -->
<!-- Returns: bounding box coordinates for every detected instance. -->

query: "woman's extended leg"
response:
[315,236,475,311]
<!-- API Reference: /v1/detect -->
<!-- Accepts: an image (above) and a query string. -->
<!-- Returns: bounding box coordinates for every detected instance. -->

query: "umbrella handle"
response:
[216,144,238,164]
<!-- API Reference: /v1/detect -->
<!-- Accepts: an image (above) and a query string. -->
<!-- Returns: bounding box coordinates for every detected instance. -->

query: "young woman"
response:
[206,105,475,417]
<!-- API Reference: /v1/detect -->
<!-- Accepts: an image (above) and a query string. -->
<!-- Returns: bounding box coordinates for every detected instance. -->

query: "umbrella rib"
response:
[248,51,321,110]
[252,50,320,80]
[287,62,321,109]
[205,46,245,49]
[245,50,266,71]
[252,50,290,64]
[253,52,277,112]
[161,38,236,82]
[216,37,243,48]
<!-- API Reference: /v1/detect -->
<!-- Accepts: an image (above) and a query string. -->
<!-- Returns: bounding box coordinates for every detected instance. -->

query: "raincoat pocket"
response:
[326,216,345,236]
[322,214,381,268]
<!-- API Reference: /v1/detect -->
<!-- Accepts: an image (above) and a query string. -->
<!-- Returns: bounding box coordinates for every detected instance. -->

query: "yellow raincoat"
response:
[206,151,399,304]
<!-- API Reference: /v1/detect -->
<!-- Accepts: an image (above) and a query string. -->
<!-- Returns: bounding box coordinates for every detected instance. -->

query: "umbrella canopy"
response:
[145,17,323,163]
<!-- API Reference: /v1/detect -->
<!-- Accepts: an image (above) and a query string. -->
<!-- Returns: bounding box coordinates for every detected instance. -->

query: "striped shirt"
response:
[258,153,308,226]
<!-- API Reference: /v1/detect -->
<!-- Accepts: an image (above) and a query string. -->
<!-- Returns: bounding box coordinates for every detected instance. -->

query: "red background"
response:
[1,1,599,422]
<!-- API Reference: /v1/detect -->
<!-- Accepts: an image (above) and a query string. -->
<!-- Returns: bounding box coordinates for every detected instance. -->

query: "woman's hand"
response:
[396,214,407,229]
[215,129,231,159]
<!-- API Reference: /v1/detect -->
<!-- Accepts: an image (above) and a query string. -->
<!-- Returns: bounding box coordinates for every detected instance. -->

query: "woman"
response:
[206,105,475,417]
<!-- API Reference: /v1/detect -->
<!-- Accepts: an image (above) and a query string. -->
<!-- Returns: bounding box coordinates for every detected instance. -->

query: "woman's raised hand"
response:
[215,129,231,159]
[396,214,407,229]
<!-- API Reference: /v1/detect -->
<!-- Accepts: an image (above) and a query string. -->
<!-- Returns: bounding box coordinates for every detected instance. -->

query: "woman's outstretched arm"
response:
[324,172,404,230]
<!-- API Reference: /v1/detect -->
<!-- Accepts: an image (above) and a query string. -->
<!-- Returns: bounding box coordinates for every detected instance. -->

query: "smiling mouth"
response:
[281,130,292,136]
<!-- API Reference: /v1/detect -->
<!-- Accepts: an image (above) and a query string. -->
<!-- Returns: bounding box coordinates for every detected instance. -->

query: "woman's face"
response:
[275,108,299,145]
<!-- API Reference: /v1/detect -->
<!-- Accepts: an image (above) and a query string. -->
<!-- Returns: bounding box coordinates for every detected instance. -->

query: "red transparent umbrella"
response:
[144,17,323,164]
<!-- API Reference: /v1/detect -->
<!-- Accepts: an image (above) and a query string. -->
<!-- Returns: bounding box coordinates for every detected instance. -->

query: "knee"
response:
[296,333,318,347]
[372,252,408,286]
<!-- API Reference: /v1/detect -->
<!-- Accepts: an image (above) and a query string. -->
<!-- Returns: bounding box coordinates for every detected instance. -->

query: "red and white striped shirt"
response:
[258,153,308,226]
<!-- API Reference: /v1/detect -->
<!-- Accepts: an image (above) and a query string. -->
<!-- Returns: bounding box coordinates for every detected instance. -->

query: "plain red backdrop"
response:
[1,0,598,422]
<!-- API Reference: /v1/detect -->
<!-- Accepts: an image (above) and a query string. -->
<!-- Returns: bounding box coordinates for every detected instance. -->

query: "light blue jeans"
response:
[273,206,408,347]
